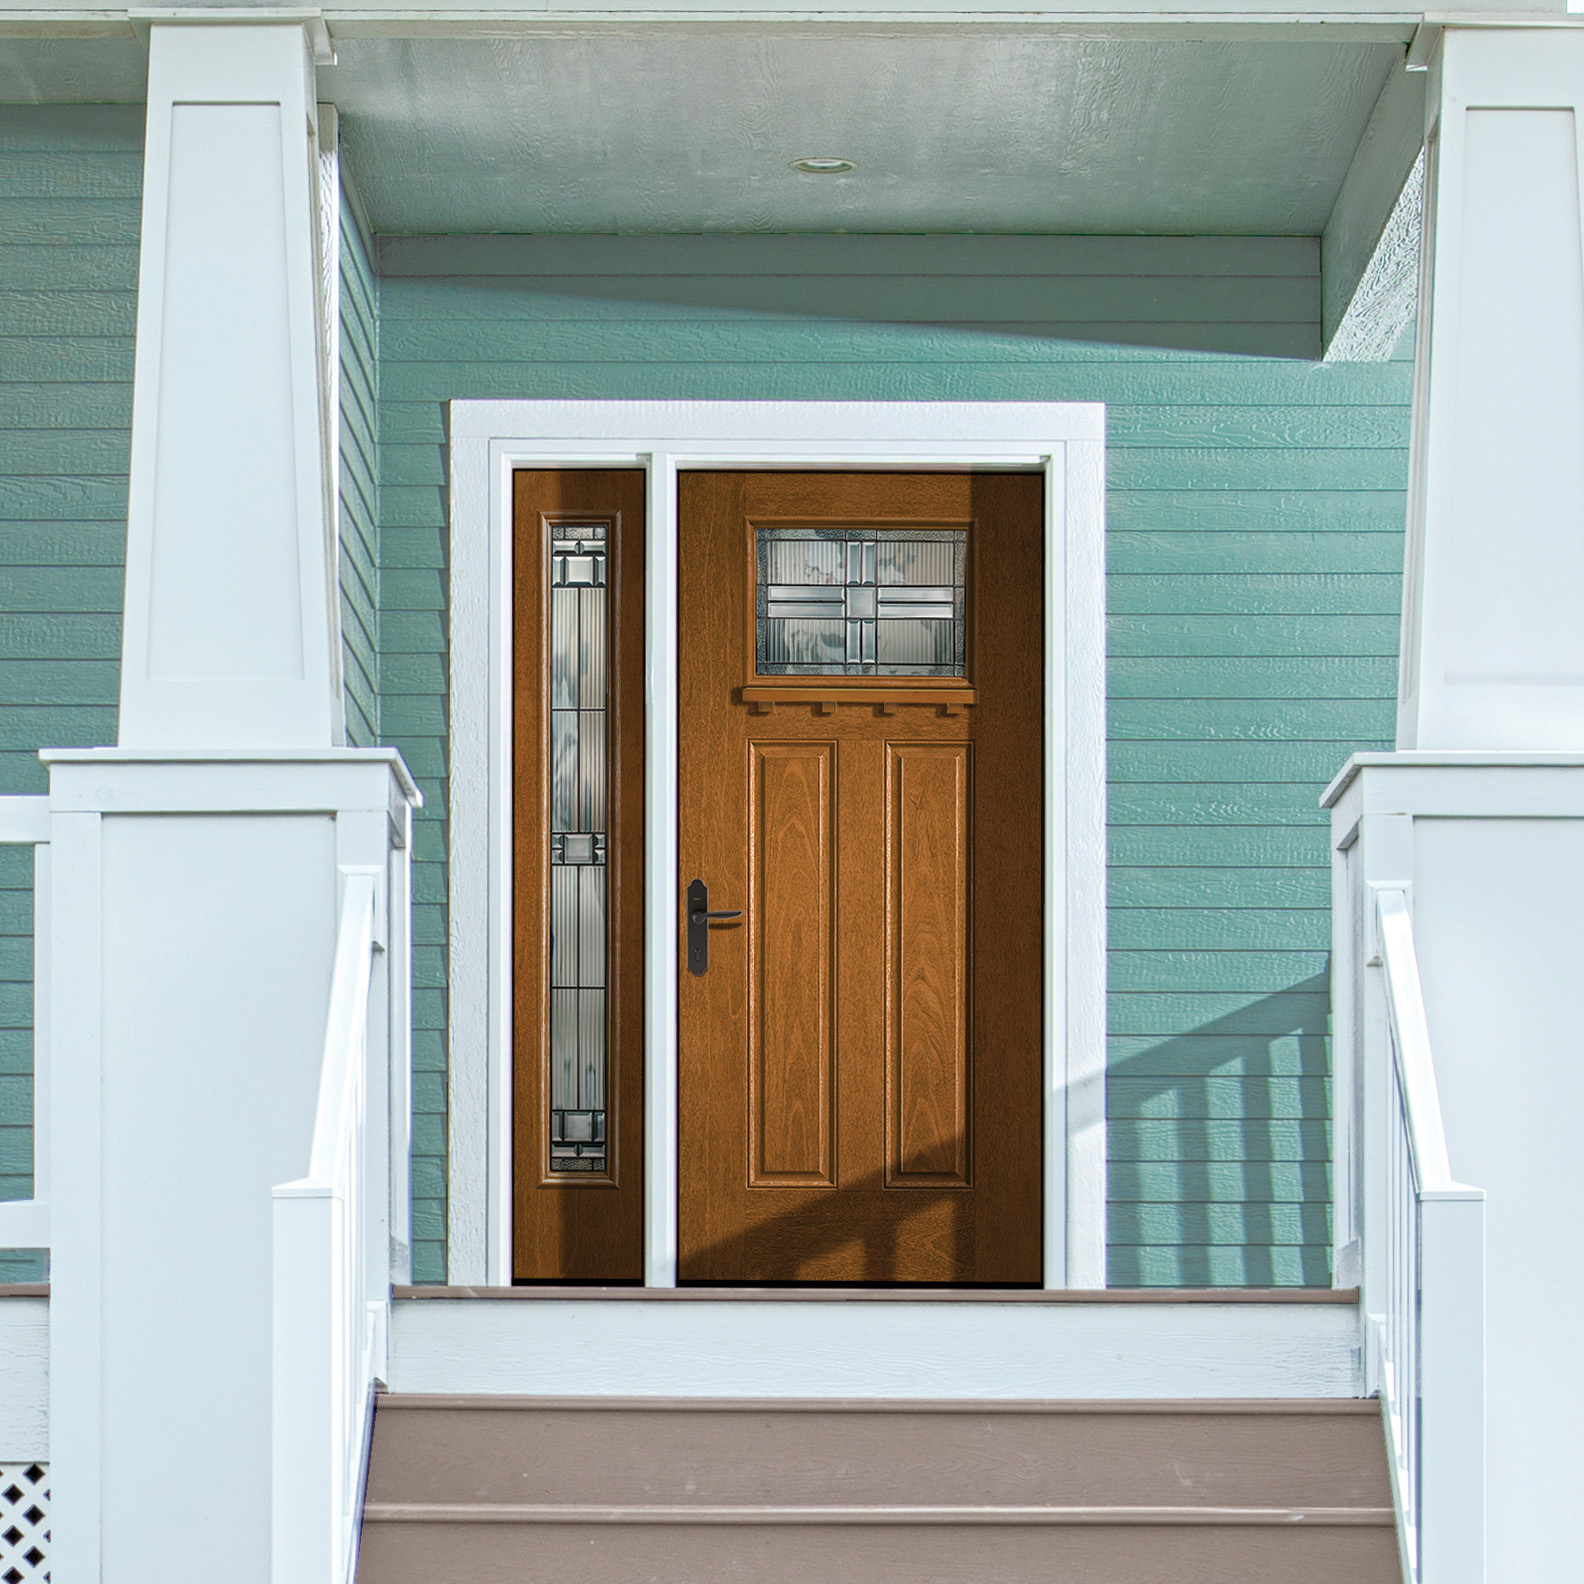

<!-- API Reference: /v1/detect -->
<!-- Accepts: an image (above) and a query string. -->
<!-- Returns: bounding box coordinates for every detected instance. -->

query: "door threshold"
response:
[393,1285,1359,1305]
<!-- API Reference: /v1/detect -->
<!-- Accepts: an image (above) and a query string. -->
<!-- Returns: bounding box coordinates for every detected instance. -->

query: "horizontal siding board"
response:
[378,234,1320,279]
[1108,613,1400,657]
[1108,531,1406,575]
[0,337,135,384]
[0,289,139,337]
[1110,1162,1332,1201]
[1110,1033,1328,1077]
[1108,1075,1331,1120]
[1108,785,1336,825]
[0,613,122,660]
[1109,656,1397,698]
[1108,1119,1332,1162]
[1109,572,1402,614]
[1108,952,1331,993]
[1106,490,1411,532]
[0,567,125,612]
[378,273,1319,325]
[1109,697,1392,742]
[1109,1204,1332,1244]
[1109,1248,1332,1285]
[0,199,141,246]
[1108,740,1387,781]
[0,385,134,430]
[0,244,140,291]
[1108,828,1333,868]
[0,705,116,748]
[1,428,135,475]
[1109,908,1332,951]
[1108,989,1332,1036]
[1109,867,1332,908]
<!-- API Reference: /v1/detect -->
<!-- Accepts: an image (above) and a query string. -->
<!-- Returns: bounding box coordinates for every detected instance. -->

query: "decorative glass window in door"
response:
[756,527,967,676]
[549,525,607,1173]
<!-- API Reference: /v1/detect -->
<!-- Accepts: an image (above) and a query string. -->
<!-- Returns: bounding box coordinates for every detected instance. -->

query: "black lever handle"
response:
[686,877,741,976]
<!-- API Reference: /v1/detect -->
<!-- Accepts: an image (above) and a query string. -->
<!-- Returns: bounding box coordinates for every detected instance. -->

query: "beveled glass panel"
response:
[547,525,611,1174]
[757,526,967,677]
[578,866,606,987]
[550,709,579,830]
[550,988,579,1110]
[579,587,606,709]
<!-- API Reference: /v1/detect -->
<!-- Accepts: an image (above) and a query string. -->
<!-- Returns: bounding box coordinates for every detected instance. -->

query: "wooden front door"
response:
[677,471,1044,1285]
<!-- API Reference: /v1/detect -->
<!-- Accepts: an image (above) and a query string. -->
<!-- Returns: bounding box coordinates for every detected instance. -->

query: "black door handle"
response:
[686,877,742,976]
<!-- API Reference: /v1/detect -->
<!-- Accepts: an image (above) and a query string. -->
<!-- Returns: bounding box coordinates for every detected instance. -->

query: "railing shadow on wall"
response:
[1104,971,1333,1288]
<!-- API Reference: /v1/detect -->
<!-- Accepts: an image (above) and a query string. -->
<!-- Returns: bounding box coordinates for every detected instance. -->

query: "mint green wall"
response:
[0,105,140,1280]
[376,236,1411,1286]
[340,179,380,749]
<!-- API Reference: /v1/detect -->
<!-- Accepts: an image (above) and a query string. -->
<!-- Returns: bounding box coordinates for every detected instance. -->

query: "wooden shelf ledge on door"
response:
[740,686,978,717]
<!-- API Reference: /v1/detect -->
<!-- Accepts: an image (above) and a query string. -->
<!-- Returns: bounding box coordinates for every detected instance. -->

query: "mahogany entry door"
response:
[677,471,1044,1284]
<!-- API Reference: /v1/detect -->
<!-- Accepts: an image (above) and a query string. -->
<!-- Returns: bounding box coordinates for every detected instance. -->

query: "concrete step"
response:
[358,1395,1400,1584]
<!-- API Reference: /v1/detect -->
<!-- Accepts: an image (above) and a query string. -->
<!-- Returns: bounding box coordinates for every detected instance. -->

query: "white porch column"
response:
[46,20,406,1584]
[1400,27,1584,750]
[119,19,340,750]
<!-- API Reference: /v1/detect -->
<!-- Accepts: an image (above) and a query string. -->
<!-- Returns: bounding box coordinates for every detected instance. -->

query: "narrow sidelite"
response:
[548,525,609,1174]
[513,470,644,1281]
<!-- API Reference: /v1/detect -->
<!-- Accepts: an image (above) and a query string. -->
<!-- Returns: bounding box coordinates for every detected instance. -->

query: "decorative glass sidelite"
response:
[756,527,967,676]
[549,525,608,1173]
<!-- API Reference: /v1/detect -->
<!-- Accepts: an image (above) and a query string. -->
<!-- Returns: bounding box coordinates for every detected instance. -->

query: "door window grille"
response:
[756,527,967,677]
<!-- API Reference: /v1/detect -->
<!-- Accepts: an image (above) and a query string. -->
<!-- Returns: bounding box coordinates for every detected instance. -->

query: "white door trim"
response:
[447,400,1108,1290]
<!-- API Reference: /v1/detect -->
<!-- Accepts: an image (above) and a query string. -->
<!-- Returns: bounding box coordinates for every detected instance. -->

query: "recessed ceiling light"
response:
[790,156,857,174]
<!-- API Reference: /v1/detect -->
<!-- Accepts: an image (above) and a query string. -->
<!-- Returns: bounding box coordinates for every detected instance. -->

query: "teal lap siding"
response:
[0,105,141,1280]
[340,173,380,750]
[376,235,1411,1286]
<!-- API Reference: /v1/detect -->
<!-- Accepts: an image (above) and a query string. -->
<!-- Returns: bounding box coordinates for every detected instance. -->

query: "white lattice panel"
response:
[0,1464,48,1583]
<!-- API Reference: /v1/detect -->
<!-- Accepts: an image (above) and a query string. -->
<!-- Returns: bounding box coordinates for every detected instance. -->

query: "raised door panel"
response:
[750,741,836,1186]
[886,741,971,1188]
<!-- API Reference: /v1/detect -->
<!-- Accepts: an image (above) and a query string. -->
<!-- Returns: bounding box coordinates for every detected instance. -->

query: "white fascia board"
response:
[390,1296,1364,1400]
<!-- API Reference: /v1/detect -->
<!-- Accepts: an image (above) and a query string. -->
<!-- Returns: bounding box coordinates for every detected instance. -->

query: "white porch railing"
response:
[272,871,384,1584]
[1371,887,1486,1584]
[0,796,50,1254]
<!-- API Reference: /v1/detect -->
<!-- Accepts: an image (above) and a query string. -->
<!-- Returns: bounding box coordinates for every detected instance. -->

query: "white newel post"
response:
[45,20,417,1584]
[1339,27,1584,1584]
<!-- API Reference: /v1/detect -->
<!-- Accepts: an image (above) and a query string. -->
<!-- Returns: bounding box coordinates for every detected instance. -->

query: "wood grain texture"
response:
[511,470,645,1282]
[886,743,971,1187]
[750,743,835,1186]
[678,471,1042,1285]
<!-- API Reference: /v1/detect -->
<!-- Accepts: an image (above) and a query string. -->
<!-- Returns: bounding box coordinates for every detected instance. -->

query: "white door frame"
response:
[447,400,1107,1289]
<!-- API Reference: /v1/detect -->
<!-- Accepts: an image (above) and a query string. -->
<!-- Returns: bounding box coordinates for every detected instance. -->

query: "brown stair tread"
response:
[358,1395,1401,1584]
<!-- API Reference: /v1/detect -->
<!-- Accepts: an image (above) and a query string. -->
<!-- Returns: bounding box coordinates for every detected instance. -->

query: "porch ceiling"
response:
[1,30,1405,235]
[327,35,1402,235]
